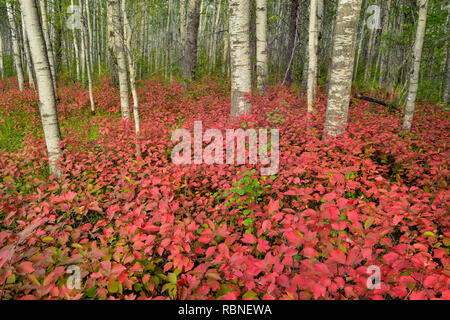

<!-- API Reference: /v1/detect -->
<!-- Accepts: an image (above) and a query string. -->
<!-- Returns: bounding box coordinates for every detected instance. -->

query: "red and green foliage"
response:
[0,77,448,300]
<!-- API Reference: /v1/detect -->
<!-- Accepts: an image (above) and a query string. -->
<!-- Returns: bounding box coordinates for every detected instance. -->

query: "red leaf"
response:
[242,233,255,244]
[18,261,34,274]
[383,252,399,265]
[284,231,303,247]
[329,249,347,265]
[303,246,318,258]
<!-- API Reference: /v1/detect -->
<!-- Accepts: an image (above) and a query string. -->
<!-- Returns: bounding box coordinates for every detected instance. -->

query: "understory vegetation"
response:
[0,77,448,300]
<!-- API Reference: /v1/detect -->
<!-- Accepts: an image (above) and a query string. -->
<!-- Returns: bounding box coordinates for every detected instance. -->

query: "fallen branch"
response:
[354,94,399,110]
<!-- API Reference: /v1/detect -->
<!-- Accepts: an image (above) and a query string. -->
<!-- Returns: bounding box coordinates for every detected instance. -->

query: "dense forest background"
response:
[0,0,448,301]
[0,0,449,104]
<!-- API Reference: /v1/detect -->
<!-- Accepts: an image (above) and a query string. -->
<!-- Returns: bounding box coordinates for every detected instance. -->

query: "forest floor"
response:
[0,77,448,300]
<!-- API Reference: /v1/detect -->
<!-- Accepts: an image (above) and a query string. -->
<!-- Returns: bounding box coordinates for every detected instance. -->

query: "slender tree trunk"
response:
[210,0,222,72]
[324,0,362,137]
[7,1,25,91]
[108,0,130,120]
[0,34,4,78]
[81,0,95,113]
[443,47,450,106]
[256,0,268,92]
[107,0,119,87]
[19,0,61,177]
[52,0,62,75]
[377,0,392,89]
[21,11,36,90]
[180,0,187,59]
[403,0,428,131]
[183,0,201,80]
[223,19,230,77]
[285,0,299,84]
[123,0,140,134]
[39,0,56,90]
[85,0,94,76]
[363,27,375,81]
[307,0,319,113]
[164,0,172,79]
[229,0,252,116]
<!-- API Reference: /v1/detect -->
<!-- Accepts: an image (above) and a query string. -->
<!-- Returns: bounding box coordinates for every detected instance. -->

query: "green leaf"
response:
[242,291,259,300]
[107,280,120,294]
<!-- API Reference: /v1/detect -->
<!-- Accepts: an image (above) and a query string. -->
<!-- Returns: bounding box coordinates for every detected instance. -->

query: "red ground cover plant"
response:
[0,78,448,300]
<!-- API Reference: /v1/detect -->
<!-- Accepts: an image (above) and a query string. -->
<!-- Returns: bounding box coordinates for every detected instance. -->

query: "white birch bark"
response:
[70,0,80,81]
[443,47,450,106]
[0,34,4,78]
[108,0,130,120]
[256,0,268,92]
[403,0,428,131]
[324,0,362,137]
[39,0,56,90]
[122,0,140,134]
[229,0,252,116]
[19,0,61,177]
[180,0,187,58]
[81,0,95,113]
[7,1,25,91]
[307,0,318,113]
[442,11,450,106]
[21,11,36,90]
[209,0,222,71]
[377,0,392,88]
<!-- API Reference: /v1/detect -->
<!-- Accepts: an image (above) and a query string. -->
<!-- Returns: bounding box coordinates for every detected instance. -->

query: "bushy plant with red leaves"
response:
[0,78,448,300]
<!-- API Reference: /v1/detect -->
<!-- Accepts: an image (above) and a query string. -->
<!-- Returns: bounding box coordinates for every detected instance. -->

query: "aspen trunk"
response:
[324,0,362,137]
[21,11,36,90]
[183,0,201,80]
[285,0,299,84]
[7,1,25,91]
[209,0,222,71]
[443,47,450,106]
[39,0,56,90]
[377,0,392,89]
[256,0,268,92]
[81,0,95,113]
[229,0,252,116]
[307,0,318,113]
[180,0,187,58]
[0,34,4,78]
[106,0,119,87]
[123,0,141,134]
[403,0,428,131]
[19,0,62,177]
[108,0,130,120]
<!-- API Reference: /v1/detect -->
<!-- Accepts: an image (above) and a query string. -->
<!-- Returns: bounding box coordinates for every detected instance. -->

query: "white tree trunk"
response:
[6,1,25,91]
[108,0,131,120]
[39,0,56,90]
[81,0,95,113]
[256,0,268,92]
[122,0,140,134]
[403,0,428,131]
[229,0,252,116]
[209,0,222,71]
[307,0,318,113]
[324,0,362,137]
[21,11,36,90]
[0,34,4,78]
[443,47,450,106]
[180,0,187,58]
[19,0,61,177]
[71,0,81,81]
